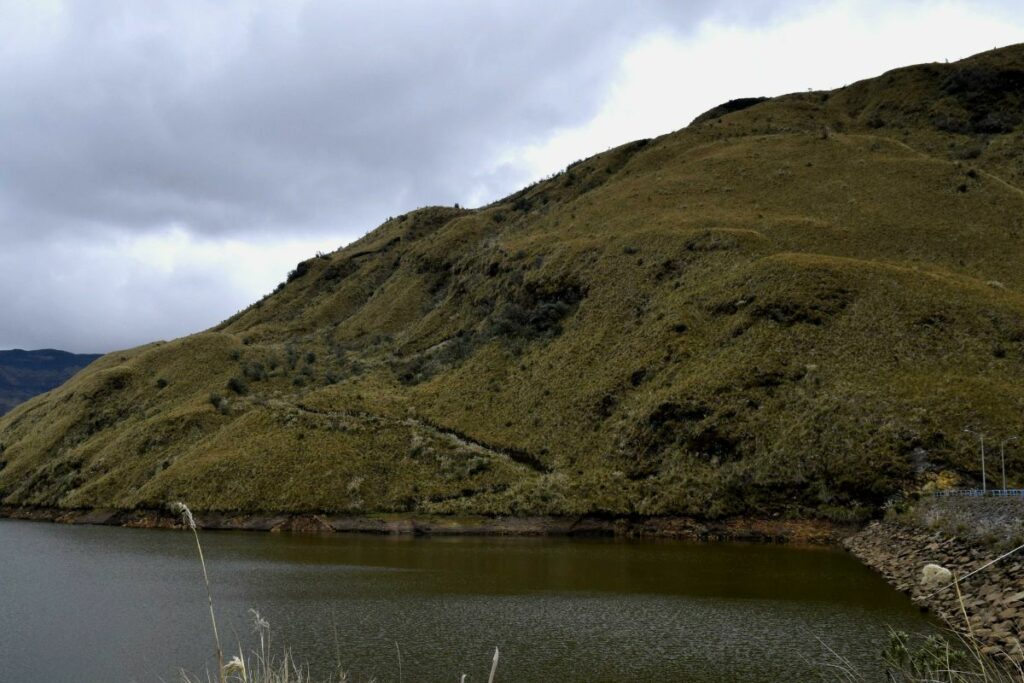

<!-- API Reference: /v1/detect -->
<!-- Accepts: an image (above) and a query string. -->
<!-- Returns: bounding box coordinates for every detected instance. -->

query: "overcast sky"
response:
[2,0,1022,353]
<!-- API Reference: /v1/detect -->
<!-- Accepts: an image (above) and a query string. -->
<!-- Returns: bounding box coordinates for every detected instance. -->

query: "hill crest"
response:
[3,45,1024,521]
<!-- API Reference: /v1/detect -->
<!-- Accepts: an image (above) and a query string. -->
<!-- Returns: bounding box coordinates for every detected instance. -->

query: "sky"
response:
[1,0,1022,353]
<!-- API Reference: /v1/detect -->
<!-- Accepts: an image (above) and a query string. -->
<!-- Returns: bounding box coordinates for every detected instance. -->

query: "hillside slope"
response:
[3,46,1024,522]
[0,350,101,416]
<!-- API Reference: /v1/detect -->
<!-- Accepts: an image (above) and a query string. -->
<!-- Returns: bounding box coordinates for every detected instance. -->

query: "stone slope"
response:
[846,515,1024,660]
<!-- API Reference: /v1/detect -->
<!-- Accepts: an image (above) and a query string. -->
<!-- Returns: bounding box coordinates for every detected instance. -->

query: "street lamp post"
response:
[965,428,987,493]
[1000,436,1018,492]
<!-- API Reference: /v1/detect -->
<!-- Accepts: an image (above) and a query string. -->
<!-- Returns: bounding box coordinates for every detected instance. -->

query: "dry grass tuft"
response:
[820,569,1024,682]
[821,627,1024,682]
[179,610,352,683]
[173,514,499,682]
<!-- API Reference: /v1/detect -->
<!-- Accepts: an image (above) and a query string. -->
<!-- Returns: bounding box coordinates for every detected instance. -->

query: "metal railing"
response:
[932,488,1024,498]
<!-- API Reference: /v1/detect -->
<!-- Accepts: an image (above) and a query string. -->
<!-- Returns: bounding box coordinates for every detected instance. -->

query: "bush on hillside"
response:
[227,377,248,395]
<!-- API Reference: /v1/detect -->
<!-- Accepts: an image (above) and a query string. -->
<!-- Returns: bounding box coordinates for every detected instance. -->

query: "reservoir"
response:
[0,519,936,682]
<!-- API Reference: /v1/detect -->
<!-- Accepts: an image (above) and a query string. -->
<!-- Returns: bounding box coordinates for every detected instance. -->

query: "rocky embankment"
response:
[846,517,1024,660]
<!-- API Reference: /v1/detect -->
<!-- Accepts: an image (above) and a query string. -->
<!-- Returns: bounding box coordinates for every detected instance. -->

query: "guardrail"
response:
[932,489,1024,498]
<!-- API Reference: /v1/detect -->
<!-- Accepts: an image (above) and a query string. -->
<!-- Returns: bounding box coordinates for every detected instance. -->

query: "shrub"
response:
[227,377,248,395]
[392,334,478,386]
[512,196,532,212]
[286,260,312,283]
[489,300,574,340]
[243,363,267,381]
[208,394,229,415]
[954,143,985,160]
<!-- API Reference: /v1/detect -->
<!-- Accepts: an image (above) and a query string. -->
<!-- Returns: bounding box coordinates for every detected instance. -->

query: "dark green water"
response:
[0,520,934,682]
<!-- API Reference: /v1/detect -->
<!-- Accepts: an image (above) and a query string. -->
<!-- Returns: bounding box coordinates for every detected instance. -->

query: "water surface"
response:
[0,519,934,682]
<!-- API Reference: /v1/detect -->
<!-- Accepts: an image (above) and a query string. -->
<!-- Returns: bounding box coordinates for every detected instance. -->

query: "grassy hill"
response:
[3,45,1024,523]
[0,350,101,416]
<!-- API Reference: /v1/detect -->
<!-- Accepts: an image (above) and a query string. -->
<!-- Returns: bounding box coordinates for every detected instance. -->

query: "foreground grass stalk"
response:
[820,626,1024,682]
[170,502,500,681]
[818,581,1024,682]
[488,647,499,683]
[173,502,226,683]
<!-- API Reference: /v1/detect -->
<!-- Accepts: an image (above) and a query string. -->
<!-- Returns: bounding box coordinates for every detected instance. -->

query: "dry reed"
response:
[172,505,499,682]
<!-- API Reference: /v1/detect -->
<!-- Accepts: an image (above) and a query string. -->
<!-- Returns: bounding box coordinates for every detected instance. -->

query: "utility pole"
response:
[1001,436,1018,492]
[965,428,987,493]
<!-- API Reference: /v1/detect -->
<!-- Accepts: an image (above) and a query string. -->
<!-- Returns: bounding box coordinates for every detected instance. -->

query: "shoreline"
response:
[846,519,1024,660]
[0,504,848,544]
[8,502,1021,660]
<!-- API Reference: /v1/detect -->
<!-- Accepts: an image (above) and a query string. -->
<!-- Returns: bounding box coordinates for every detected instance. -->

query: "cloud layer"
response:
[0,0,715,243]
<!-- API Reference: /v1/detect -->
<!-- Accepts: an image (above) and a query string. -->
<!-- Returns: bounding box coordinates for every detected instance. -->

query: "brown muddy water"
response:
[0,519,937,682]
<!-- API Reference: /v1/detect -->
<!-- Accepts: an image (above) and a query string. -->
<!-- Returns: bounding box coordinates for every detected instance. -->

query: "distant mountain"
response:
[3,45,1024,520]
[0,349,101,415]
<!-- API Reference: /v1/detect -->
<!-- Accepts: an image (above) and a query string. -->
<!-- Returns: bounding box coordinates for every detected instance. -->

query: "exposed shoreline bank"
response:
[845,518,1024,660]
[0,504,847,543]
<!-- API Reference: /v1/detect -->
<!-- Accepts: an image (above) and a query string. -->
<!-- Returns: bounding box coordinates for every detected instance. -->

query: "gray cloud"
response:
[0,0,732,244]
[0,241,230,353]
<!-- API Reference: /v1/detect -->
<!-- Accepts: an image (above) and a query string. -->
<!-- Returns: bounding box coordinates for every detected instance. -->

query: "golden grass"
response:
[3,45,1024,520]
